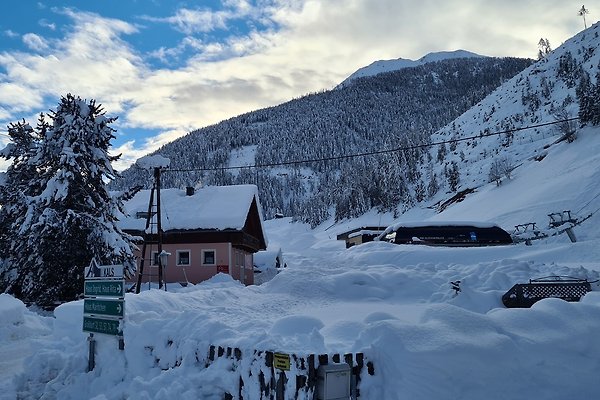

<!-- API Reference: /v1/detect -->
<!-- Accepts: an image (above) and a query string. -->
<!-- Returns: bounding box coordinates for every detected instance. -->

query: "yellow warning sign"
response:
[273,352,291,371]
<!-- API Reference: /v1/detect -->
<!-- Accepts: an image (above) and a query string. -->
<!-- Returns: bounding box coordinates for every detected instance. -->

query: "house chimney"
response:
[186,186,195,196]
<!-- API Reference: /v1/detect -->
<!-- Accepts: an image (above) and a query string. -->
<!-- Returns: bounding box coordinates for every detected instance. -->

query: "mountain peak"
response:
[339,49,485,87]
[418,49,484,64]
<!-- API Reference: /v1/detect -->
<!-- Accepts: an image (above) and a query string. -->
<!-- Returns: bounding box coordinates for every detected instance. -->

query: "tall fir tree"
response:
[0,119,41,294]
[2,94,137,306]
[577,65,600,126]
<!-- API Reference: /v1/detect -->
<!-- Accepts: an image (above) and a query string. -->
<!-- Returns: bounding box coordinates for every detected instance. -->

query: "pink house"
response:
[120,185,268,287]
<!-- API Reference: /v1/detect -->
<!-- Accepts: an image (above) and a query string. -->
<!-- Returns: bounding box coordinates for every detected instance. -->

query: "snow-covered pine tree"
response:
[6,94,137,306]
[577,70,594,125]
[447,161,460,192]
[0,119,41,295]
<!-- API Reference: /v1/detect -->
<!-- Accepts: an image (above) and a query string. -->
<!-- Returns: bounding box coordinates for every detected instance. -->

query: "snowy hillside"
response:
[112,56,531,226]
[339,49,484,86]
[423,22,600,237]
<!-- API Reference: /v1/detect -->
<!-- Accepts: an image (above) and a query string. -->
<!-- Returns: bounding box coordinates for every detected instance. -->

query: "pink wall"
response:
[133,242,254,286]
[229,248,254,285]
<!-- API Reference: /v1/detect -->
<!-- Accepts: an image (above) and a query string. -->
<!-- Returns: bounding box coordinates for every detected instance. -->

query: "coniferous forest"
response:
[111,57,532,226]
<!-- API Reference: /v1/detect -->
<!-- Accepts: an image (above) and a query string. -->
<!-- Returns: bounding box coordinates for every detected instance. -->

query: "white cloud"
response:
[0,1,592,171]
[111,128,189,171]
[22,33,49,51]
[39,19,56,31]
[148,36,209,64]
[142,8,231,35]
[140,1,262,36]
[0,107,11,121]
[0,9,143,114]
[3,30,19,38]
[0,83,44,112]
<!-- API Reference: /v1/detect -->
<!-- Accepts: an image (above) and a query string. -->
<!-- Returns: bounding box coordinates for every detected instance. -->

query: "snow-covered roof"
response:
[119,185,267,241]
[389,220,501,229]
[378,220,504,240]
[253,248,284,270]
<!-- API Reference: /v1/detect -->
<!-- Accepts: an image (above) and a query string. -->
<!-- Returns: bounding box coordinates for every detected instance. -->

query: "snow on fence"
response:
[204,345,374,400]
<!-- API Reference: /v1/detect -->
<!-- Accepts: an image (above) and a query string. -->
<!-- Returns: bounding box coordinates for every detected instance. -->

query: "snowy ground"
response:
[2,221,600,399]
[2,131,600,399]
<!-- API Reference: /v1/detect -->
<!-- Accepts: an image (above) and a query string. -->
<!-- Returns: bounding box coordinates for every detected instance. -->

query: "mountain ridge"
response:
[338,49,485,87]
[112,56,532,226]
[412,22,600,237]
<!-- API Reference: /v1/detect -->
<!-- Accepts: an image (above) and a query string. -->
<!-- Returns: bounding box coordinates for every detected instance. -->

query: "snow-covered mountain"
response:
[112,56,531,226]
[418,22,600,237]
[338,49,485,86]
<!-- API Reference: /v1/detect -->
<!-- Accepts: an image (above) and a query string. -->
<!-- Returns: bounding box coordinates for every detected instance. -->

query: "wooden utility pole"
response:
[155,167,164,289]
[135,167,166,293]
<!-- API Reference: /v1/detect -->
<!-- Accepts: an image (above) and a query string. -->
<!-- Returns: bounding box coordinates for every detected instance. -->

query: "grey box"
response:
[316,363,351,400]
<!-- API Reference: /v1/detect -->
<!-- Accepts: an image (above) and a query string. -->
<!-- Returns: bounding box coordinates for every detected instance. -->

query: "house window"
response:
[151,251,160,266]
[202,250,216,266]
[177,250,191,266]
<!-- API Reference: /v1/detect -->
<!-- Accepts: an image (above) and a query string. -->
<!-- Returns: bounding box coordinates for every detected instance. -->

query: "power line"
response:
[576,190,600,215]
[164,117,579,173]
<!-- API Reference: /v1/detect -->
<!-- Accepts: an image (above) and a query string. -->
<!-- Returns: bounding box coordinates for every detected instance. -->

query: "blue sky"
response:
[0,1,591,170]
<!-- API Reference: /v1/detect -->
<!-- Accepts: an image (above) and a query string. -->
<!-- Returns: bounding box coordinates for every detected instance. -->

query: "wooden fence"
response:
[205,345,375,400]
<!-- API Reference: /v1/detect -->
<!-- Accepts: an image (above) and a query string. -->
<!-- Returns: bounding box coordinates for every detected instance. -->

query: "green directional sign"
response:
[84,299,124,318]
[84,280,124,298]
[83,316,122,336]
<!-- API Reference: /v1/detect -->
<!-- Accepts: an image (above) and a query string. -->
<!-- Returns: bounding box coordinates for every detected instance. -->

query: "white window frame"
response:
[176,250,191,266]
[202,249,216,266]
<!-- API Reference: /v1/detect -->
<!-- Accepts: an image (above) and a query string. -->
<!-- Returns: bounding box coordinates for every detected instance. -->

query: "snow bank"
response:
[0,293,25,328]
[0,295,52,397]
[7,218,600,400]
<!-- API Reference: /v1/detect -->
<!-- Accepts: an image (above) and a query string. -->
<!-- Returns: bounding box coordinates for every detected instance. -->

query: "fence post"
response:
[266,351,275,400]
[276,371,286,400]
[307,354,316,395]
[87,333,96,372]
[356,353,364,398]
[345,353,357,400]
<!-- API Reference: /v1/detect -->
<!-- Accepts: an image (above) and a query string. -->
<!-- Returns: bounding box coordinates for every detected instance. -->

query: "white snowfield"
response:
[2,126,600,400]
[2,222,600,399]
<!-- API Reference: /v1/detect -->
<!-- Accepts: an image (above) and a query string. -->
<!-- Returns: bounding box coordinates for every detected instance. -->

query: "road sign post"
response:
[83,260,126,370]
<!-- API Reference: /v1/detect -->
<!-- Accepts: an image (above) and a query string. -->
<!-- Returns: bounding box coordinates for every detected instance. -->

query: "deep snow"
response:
[2,129,600,399]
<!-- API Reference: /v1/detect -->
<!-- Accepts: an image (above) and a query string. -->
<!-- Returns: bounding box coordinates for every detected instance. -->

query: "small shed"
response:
[378,221,513,247]
[337,226,388,249]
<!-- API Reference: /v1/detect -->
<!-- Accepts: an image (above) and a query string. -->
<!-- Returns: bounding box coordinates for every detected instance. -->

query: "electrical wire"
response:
[163,117,579,173]
[575,190,600,215]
